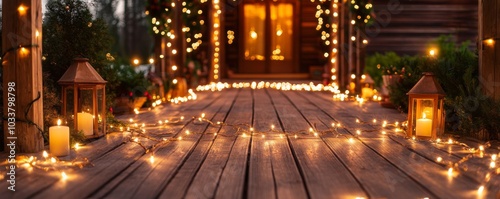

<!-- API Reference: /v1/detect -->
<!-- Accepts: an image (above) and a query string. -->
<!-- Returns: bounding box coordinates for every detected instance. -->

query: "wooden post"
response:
[479,0,500,100]
[2,0,44,152]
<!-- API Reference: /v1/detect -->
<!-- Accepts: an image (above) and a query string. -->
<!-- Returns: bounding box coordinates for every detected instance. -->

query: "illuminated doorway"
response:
[239,0,298,73]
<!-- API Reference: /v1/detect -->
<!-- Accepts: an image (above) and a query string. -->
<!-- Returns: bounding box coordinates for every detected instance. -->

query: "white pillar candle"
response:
[416,113,432,137]
[49,119,70,156]
[77,112,94,136]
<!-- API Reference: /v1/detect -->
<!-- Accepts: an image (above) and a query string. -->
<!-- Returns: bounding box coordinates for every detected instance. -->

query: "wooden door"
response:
[238,0,298,73]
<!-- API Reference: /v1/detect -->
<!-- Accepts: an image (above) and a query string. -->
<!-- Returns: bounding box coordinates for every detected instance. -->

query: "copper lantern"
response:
[407,72,445,139]
[58,58,107,137]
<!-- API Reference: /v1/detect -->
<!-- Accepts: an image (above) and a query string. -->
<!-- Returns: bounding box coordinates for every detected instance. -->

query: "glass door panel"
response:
[243,4,266,61]
[270,3,293,61]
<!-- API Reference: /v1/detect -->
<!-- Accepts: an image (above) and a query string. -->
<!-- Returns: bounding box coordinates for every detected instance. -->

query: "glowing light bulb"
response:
[150,155,155,164]
[381,131,386,135]
[490,161,496,168]
[74,143,80,150]
[43,151,48,158]
[61,172,68,181]
[478,185,485,194]
[448,139,453,144]
[349,138,354,143]
[51,157,57,163]
[356,130,361,135]
[436,157,442,162]
[479,145,484,151]
[185,130,190,135]
[448,168,453,177]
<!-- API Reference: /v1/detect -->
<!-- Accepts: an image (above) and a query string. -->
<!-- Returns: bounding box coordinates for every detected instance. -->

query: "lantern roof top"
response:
[58,58,107,85]
[407,72,445,96]
[361,74,374,84]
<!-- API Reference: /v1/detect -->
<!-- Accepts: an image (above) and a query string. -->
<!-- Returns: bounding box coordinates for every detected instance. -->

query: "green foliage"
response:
[42,0,121,138]
[388,35,500,140]
[365,52,401,87]
[115,65,153,98]
[43,0,120,107]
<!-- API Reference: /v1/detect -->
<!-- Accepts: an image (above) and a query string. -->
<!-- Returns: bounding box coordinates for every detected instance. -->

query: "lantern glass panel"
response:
[65,88,75,122]
[79,89,94,113]
[412,98,434,137]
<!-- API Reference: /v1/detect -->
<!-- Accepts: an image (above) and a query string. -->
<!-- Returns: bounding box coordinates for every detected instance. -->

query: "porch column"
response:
[2,0,44,152]
[479,0,500,100]
[209,0,224,82]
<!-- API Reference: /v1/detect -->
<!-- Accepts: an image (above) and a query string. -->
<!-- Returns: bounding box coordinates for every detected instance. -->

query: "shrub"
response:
[388,35,499,140]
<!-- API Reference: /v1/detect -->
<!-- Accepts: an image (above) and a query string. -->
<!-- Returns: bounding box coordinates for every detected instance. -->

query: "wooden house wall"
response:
[223,0,478,74]
[366,0,478,56]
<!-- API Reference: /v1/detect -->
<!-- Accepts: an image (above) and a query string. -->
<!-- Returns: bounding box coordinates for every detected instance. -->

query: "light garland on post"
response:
[211,0,221,82]
[330,0,340,86]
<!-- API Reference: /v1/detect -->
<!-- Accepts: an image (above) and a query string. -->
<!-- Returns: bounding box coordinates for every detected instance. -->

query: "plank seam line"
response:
[280,90,370,198]
[154,90,238,198]
[96,92,226,198]
[266,88,311,199]
[297,91,441,199]
[178,89,241,198]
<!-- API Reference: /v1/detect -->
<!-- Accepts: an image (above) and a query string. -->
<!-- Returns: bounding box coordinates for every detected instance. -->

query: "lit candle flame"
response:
[57,119,62,126]
[422,113,427,119]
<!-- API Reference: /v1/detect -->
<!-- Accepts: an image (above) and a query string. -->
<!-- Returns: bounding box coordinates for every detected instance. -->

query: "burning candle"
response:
[77,112,94,136]
[49,119,70,156]
[416,113,432,137]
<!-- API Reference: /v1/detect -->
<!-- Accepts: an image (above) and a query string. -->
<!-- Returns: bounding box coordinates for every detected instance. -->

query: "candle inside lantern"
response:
[49,119,70,156]
[77,112,94,136]
[361,87,373,99]
[416,113,432,137]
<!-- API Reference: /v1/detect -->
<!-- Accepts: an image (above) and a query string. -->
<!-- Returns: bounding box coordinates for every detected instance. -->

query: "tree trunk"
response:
[2,0,44,152]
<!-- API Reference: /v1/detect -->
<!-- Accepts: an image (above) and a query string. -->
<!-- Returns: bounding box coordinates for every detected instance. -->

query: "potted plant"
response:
[114,65,153,114]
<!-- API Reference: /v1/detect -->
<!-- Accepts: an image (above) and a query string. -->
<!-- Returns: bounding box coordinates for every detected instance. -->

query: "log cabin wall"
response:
[366,0,478,56]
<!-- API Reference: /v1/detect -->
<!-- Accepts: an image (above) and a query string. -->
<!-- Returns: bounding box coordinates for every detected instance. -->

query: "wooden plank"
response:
[362,139,481,198]
[184,89,253,199]
[0,91,223,198]
[266,89,367,199]
[247,89,308,199]
[282,91,433,198]
[95,90,237,199]
[298,91,486,198]
[32,142,145,199]
[213,89,253,199]
[155,90,239,199]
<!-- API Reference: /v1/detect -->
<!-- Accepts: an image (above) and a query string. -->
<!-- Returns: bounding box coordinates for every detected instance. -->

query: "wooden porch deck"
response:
[2,88,500,199]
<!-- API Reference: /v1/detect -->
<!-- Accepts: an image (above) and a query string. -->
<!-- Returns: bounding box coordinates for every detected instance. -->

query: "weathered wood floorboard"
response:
[1,88,497,198]
[184,89,253,199]
[282,91,434,198]
[247,89,308,199]
[96,90,234,199]
[300,91,486,198]
[267,89,367,199]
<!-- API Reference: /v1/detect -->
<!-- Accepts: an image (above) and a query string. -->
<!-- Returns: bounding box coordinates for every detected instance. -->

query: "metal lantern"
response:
[361,74,375,99]
[58,58,107,137]
[407,72,445,139]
